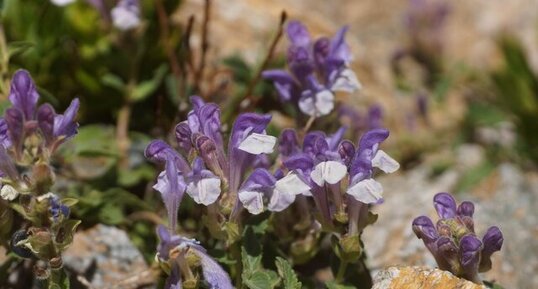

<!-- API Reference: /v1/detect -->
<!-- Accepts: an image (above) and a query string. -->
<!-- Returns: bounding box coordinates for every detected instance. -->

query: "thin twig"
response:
[194,0,212,95]
[77,275,96,289]
[155,0,183,98]
[242,11,287,111]
[302,115,316,135]
[179,15,196,102]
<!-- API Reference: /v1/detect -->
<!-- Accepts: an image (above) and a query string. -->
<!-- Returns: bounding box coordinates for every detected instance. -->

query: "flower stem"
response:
[335,260,348,283]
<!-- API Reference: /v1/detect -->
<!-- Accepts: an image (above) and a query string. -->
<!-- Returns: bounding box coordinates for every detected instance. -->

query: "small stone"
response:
[63,224,155,289]
[372,266,487,289]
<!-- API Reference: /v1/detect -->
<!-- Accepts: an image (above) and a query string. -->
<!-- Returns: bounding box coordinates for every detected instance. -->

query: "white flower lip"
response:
[238,190,264,215]
[186,178,221,206]
[371,149,400,173]
[346,178,383,204]
[268,172,311,212]
[331,68,362,93]
[310,161,347,186]
[50,0,76,6]
[111,6,141,31]
[299,90,335,117]
[238,133,277,154]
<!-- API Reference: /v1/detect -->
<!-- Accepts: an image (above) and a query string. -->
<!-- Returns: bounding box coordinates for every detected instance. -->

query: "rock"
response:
[63,224,155,289]
[362,161,538,288]
[372,266,486,289]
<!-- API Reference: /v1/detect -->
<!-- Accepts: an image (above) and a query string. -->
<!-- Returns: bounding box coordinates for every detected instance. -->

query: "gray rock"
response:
[63,224,156,289]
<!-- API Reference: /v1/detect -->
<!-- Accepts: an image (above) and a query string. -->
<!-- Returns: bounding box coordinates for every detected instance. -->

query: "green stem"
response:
[231,242,243,288]
[335,260,348,283]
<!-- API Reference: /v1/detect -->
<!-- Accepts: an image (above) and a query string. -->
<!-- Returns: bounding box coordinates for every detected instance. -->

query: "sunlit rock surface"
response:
[372,266,486,289]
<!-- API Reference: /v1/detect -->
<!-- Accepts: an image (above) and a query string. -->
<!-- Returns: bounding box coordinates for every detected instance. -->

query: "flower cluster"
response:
[412,193,503,283]
[146,92,400,287]
[263,20,361,117]
[277,127,399,234]
[0,70,80,283]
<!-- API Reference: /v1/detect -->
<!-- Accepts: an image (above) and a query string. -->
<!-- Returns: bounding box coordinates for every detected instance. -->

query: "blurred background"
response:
[0,0,537,288]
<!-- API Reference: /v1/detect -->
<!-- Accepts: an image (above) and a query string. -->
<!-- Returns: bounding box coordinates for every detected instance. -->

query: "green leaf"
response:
[101,73,126,92]
[54,219,81,251]
[7,41,34,58]
[48,269,70,289]
[275,257,301,289]
[131,65,168,102]
[244,271,280,289]
[325,281,357,289]
[241,247,262,274]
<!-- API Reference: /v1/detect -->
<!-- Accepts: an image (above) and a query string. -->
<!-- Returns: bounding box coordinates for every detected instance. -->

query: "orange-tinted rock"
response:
[372,266,486,289]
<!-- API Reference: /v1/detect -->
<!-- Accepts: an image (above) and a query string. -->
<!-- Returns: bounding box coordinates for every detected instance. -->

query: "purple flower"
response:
[412,192,503,283]
[346,129,399,204]
[263,20,361,117]
[147,97,280,220]
[280,127,398,228]
[111,0,141,31]
[1,70,80,156]
[238,168,310,214]
[156,225,233,289]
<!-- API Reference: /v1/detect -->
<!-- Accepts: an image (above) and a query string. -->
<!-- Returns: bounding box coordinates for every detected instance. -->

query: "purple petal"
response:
[338,140,355,166]
[303,131,326,156]
[278,129,299,157]
[459,234,482,278]
[175,121,193,153]
[192,247,233,289]
[313,37,330,68]
[367,104,384,129]
[358,128,389,151]
[4,108,24,151]
[230,113,272,149]
[194,134,225,176]
[154,159,186,231]
[412,216,439,243]
[286,20,311,47]
[0,119,11,148]
[283,153,315,173]
[436,236,459,272]
[326,126,347,151]
[433,192,457,219]
[188,97,223,147]
[479,226,503,272]
[145,140,190,173]
[242,168,276,191]
[8,70,39,120]
[53,98,80,139]
[164,264,183,289]
[37,104,55,144]
[329,26,352,65]
[457,201,475,217]
[349,129,390,181]
[287,46,315,83]
[262,70,298,102]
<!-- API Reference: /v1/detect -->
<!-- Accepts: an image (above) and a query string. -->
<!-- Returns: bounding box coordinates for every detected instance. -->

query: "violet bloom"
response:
[279,127,399,227]
[1,70,79,157]
[346,128,399,204]
[146,96,287,218]
[412,193,504,283]
[111,0,141,31]
[156,225,233,289]
[263,20,361,117]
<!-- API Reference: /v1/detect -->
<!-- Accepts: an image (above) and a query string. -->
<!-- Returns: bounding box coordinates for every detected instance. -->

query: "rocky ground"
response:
[363,144,538,289]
